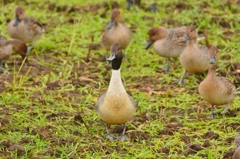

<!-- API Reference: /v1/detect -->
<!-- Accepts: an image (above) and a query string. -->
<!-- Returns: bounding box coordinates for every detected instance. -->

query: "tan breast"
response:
[97,92,136,125]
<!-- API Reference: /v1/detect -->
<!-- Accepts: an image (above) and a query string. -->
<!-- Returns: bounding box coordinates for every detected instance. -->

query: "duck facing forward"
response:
[95,43,137,141]
[100,9,132,52]
[198,46,236,117]
[7,6,45,54]
[145,26,187,71]
[178,26,209,85]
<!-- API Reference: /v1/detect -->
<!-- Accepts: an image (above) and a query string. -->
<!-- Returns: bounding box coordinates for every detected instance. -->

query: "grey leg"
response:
[161,58,171,71]
[210,105,215,118]
[0,61,3,73]
[27,43,34,56]
[178,70,187,85]
[221,104,230,114]
[105,124,116,140]
[119,123,129,141]
[150,0,158,13]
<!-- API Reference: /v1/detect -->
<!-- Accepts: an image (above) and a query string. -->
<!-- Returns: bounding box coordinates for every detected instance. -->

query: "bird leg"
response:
[27,43,34,56]
[221,103,230,114]
[0,61,4,73]
[161,58,171,72]
[118,123,129,141]
[105,124,116,140]
[210,105,215,118]
[178,70,187,85]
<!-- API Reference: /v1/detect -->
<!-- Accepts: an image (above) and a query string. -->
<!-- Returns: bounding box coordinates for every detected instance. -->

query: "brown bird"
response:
[95,43,137,141]
[198,46,236,117]
[233,132,240,159]
[145,26,187,71]
[0,34,27,72]
[100,9,132,59]
[7,6,45,55]
[179,26,209,85]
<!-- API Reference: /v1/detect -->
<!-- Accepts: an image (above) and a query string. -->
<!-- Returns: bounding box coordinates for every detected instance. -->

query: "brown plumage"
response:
[145,26,187,71]
[100,9,132,52]
[179,26,209,85]
[0,35,27,72]
[233,132,240,159]
[198,46,236,117]
[7,6,45,54]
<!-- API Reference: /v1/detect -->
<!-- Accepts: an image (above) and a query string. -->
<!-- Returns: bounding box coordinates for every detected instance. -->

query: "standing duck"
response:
[145,26,187,71]
[95,43,137,141]
[233,132,240,159]
[100,9,132,56]
[0,35,28,72]
[7,6,45,54]
[178,26,209,85]
[198,46,236,117]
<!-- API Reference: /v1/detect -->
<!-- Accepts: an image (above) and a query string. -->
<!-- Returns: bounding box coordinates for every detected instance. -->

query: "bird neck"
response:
[108,69,126,93]
[207,65,217,77]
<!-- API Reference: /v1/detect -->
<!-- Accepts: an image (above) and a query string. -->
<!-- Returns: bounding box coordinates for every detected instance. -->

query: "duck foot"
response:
[160,66,171,72]
[118,135,130,141]
[106,134,117,141]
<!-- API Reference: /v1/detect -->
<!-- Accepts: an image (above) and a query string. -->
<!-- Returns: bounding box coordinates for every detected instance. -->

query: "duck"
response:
[233,132,240,159]
[145,26,187,71]
[0,35,28,72]
[100,9,132,57]
[178,26,209,85]
[95,43,137,141]
[198,46,236,117]
[7,6,45,55]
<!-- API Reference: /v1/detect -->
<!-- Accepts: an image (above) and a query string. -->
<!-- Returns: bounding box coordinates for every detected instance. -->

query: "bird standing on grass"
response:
[179,26,209,85]
[7,6,45,55]
[0,34,28,72]
[198,46,236,117]
[145,26,187,71]
[95,43,137,141]
[100,9,132,59]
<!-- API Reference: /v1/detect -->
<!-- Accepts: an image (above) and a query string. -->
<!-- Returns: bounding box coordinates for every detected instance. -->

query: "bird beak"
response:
[107,20,114,29]
[210,55,216,64]
[145,40,154,50]
[107,52,116,61]
[13,17,20,27]
[182,34,189,42]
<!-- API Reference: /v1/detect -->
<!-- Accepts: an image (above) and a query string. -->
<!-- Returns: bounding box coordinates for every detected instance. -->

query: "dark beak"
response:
[182,34,189,42]
[210,55,216,64]
[145,40,154,50]
[106,20,114,29]
[13,17,20,27]
[107,52,116,61]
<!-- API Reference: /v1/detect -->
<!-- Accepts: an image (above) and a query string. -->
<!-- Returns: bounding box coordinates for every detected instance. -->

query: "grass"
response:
[0,0,240,158]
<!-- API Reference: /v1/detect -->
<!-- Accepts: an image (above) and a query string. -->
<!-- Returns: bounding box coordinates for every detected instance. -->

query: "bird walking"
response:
[198,46,236,117]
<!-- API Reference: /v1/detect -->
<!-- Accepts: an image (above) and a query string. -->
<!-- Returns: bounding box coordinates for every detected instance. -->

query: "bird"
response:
[7,6,45,55]
[233,132,240,159]
[198,46,236,117]
[0,35,28,72]
[100,9,132,59]
[178,26,209,85]
[95,43,137,141]
[145,26,187,71]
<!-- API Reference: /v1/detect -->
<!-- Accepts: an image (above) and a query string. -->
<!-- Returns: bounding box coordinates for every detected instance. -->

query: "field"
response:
[0,0,240,158]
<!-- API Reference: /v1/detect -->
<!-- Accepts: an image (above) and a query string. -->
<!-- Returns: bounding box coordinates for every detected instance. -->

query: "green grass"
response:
[0,0,240,158]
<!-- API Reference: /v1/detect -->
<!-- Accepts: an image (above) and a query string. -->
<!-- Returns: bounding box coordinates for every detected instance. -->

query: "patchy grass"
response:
[0,0,240,158]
